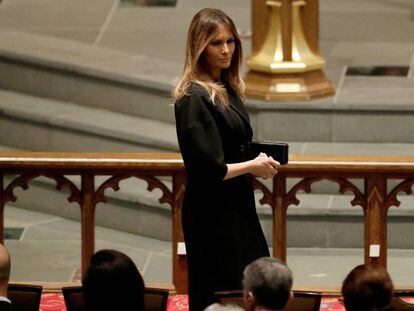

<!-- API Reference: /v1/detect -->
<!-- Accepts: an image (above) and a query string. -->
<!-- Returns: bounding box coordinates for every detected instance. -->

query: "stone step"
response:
[1,30,414,143]
[319,0,414,43]
[0,29,178,125]
[0,89,179,152]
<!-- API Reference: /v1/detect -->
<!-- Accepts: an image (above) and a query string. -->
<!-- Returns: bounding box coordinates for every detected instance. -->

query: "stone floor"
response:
[4,205,171,284]
[5,205,414,290]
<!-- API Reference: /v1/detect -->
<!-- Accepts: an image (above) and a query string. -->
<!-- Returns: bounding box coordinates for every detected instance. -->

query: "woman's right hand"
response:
[249,153,279,179]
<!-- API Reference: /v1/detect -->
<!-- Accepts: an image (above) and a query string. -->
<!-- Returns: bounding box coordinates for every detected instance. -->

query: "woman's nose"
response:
[221,43,229,54]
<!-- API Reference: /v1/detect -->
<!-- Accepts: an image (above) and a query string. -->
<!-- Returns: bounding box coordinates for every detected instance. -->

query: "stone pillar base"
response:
[244,70,335,101]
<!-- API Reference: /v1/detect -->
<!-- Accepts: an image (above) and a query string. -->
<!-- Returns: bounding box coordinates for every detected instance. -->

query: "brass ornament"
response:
[248,0,325,74]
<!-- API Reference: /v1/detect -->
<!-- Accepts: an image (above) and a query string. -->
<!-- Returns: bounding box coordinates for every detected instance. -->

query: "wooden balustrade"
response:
[1,152,414,294]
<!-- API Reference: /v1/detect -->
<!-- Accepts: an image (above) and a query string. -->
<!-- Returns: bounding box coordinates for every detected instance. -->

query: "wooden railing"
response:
[1,152,414,294]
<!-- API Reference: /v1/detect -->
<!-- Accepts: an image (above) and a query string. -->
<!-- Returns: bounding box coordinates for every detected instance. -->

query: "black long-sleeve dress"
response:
[175,83,269,311]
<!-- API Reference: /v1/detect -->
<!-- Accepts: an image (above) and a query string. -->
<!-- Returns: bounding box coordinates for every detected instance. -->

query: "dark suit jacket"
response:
[0,300,18,311]
[175,83,269,311]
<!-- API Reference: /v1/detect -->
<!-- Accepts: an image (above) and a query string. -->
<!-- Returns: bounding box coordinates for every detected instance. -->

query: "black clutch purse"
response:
[242,141,289,165]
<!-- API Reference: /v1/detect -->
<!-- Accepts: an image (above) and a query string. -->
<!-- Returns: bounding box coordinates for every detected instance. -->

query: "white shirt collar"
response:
[0,296,11,304]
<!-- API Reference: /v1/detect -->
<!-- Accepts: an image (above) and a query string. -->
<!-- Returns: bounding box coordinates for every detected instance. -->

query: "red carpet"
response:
[40,293,346,311]
[40,293,414,310]
[40,293,66,311]
[167,295,347,311]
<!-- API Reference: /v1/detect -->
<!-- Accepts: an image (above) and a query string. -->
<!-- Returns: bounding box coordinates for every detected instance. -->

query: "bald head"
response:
[0,243,10,283]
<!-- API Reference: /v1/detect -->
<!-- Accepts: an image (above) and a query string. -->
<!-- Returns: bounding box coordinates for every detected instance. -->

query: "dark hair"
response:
[342,264,394,311]
[243,257,293,310]
[82,249,145,311]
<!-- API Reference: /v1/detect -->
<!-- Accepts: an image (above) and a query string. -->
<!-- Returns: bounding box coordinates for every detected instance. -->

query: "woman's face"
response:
[203,24,236,79]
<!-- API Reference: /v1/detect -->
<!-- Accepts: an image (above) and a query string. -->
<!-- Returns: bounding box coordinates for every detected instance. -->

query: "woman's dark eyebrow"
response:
[212,36,234,42]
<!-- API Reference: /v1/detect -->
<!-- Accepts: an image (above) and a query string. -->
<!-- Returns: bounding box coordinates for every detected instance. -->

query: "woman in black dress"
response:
[173,8,279,311]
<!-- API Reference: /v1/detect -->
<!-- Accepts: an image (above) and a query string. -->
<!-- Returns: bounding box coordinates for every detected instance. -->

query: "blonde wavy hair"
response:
[173,8,245,107]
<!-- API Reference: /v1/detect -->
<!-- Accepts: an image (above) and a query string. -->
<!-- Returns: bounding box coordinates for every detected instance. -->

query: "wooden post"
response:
[273,173,287,261]
[364,174,388,267]
[81,174,95,274]
[172,172,187,294]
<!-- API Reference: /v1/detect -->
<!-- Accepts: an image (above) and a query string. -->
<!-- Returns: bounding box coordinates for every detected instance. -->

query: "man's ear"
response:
[243,290,255,310]
[289,290,294,301]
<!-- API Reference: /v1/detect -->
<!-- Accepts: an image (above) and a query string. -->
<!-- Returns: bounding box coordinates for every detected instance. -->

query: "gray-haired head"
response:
[243,257,293,310]
[204,303,244,311]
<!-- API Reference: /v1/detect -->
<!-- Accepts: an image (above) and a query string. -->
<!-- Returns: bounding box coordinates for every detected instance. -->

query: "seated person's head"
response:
[243,257,293,311]
[204,303,244,311]
[82,249,145,311]
[341,264,394,311]
[0,243,11,295]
